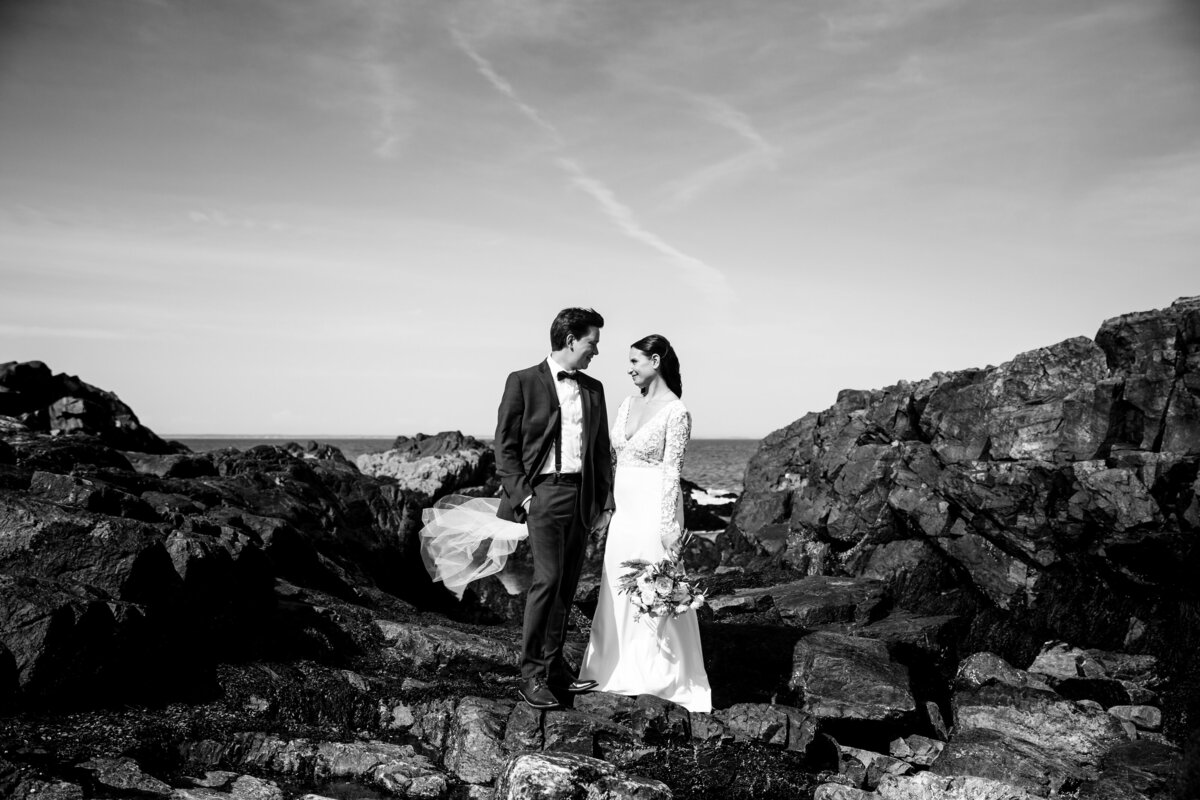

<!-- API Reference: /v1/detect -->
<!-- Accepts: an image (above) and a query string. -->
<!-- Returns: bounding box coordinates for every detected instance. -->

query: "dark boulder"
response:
[736,577,887,628]
[789,631,916,740]
[573,692,693,748]
[919,337,1113,463]
[356,435,495,502]
[1075,739,1181,799]
[28,471,160,522]
[0,756,84,800]
[390,430,488,457]
[496,752,671,800]
[75,757,172,797]
[6,432,136,474]
[715,702,817,752]
[125,452,218,479]
[725,296,1200,680]
[929,728,1081,795]
[180,733,450,797]
[0,574,138,706]
[0,361,179,454]
[0,375,442,709]
[443,695,513,784]
[945,652,1129,786]
[0,495,175,602]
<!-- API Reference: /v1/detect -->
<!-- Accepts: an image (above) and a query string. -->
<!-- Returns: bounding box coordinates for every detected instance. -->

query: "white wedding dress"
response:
[578,396,712,712]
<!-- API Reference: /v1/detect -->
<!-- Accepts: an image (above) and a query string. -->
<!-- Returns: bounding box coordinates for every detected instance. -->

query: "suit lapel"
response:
[536,361,558,410]
[580,380,593,459]
[532,361,561,474]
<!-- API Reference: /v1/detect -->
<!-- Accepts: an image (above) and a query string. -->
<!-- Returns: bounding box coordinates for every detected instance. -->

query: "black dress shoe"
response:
[518,677,560,709]
[549,670,599,694]
[567,678,598,693]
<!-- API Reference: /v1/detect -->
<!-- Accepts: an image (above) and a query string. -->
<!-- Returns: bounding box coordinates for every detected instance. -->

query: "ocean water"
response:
[170,436,761,493]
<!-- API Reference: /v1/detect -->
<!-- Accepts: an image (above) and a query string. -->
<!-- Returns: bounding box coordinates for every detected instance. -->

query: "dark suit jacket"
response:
[494,360,614,526]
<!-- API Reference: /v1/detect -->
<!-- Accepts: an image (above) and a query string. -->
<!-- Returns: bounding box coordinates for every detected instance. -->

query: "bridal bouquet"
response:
[617,531,706,621]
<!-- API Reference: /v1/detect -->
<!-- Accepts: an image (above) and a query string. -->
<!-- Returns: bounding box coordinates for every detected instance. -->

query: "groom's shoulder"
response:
[507,362,546,382]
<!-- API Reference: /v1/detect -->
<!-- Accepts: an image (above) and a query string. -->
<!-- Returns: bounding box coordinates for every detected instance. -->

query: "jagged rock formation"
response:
[727,297,1200,668]
[0,361,179,454]
[0,401,495,711]
[390,431,489,458]
[1,296,1195,800]
[356,431,495,497]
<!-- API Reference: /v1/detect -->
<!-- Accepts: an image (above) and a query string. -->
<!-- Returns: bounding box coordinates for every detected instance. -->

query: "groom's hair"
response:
[550,308,604,350]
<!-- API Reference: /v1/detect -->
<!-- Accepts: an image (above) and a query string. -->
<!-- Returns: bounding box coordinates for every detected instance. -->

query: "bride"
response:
[577,334,711,712]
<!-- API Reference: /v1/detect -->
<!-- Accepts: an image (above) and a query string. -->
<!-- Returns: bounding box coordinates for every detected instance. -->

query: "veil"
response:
[418,494,528,599]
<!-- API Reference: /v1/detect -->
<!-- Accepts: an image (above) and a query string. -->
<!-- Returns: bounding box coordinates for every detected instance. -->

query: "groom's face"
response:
[566,326,601,370]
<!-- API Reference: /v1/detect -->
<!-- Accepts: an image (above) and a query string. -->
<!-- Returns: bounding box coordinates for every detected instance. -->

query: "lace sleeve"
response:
[659,403,691,546]
[611,397,626,475]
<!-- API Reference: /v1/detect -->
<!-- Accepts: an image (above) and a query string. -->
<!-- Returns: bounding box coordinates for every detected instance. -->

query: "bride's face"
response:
[627,348,659,389]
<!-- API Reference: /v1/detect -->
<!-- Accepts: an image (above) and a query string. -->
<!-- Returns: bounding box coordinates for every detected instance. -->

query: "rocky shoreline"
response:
[2,297,1199,799]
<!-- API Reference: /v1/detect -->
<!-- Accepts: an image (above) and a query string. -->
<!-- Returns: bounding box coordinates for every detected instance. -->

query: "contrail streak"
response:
[556,157,726,288]
[688,93,780,164]
[450,27,727,295]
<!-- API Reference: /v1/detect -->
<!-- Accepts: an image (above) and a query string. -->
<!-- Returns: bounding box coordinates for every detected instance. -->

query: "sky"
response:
[1,0,1198,439]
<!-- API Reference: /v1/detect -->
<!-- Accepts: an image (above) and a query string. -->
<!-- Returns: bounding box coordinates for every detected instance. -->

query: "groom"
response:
[495,307,615,709]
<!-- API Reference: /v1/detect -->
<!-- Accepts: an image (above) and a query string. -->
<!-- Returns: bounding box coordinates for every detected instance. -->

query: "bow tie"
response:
[556,371,578,381]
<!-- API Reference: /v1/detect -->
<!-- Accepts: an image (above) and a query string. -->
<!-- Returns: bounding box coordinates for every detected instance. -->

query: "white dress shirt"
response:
[538,355,584,475]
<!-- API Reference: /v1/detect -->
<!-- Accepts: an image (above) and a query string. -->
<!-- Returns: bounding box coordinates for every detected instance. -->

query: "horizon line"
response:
[164,433,765,441]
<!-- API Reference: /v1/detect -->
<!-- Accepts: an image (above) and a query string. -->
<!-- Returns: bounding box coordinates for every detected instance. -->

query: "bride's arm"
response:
[609,393,628,479]
[592,388,617,531]
[611,396,625,476]
[659,405,691,551]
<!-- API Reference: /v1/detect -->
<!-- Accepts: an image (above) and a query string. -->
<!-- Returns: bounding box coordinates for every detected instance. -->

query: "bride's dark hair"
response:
[632,334,682,398]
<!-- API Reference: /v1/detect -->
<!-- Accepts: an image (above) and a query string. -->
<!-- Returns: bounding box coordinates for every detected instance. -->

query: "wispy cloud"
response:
[449,26,728,296]
[1054,2,1164,33]
[685,92,780,164]
[451,27,565,147]
[188,209,288,232]
[821,0,964,51]
[862,53,932,91]
[338,1,420,160]
[366,60,412,158]
[664,150,775,209]
[0,324,131,341]
[662,90,781,208]
[554,157,726,289]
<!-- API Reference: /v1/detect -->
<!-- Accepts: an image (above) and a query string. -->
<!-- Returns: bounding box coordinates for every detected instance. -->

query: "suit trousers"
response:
[522,474,587,681]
